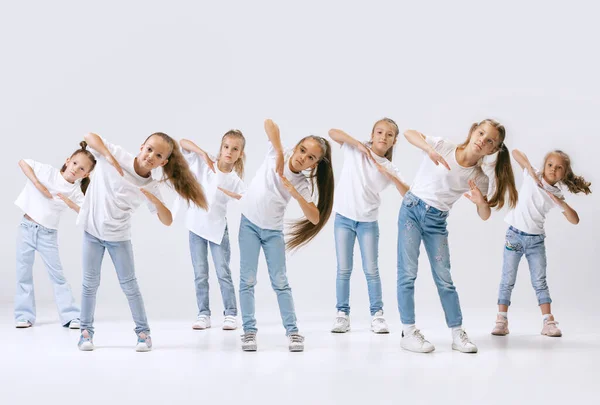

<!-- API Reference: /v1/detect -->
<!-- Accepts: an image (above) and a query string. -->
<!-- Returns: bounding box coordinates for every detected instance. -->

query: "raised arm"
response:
[404,130,450,170]
[265,119,285,176]
[511,149,541,187]
[84,133,124,176]
[180,139,215,173]
[18,160,53,198]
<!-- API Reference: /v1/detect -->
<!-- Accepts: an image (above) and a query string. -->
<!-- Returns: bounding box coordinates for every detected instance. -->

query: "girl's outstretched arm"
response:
[180,139,215,173]
[84,133,124,176]
[18,160,52,198]
[218,187,242,200]
[56,193,80,213]
[265,119,285,176]
[372,160,409,196]
[140,188,173,226]
[464,180,492,220]
[404,130,450,170]
[279,174,319,225]
[328,129,374,160]
[512,149,542,187]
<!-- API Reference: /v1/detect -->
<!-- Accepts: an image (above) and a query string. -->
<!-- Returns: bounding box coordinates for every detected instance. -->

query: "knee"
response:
[240,275,257,290]
[337,266,352,279]
[364,266,380,280]
[119,277,140,296]
[271,273,290,291]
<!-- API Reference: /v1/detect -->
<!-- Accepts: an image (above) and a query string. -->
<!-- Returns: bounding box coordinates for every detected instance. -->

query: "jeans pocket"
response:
[402,194,418,208]
[505,231,522,253]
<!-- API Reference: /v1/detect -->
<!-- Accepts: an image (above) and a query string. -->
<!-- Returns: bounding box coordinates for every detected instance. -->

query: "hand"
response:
[140,188,160,205]
[275,151,284,176]
[464,180,487,205]
[372,159,392,179]
[35,182,53,199]
[201,152,216,173]
[527,166,543,188]
[218,186,242,200]
[106,154,124,176]
[56,193,75,208]
[545,190,565,207]
[427,147,450,170]
[279,173,301,200]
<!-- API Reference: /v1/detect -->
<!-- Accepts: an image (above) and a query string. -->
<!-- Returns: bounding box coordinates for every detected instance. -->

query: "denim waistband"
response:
[508,226,542,237]
[405,191,448,216]
[21,215,55,232]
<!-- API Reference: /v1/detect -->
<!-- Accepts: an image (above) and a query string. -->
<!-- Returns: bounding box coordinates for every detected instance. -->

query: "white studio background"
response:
[0,0,598,328]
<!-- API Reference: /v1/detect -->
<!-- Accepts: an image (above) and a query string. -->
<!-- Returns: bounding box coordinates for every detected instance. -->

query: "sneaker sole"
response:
[135,345,152,352]
[78,343,94,351]
[15,324,32,329]
[331,327,350,333]
[371,328,390,334]
[242,345,257,352]
[222,325,237,330]
[451,344,478,353]
[69,324,80,330]
[400,343,435,353]
[192,325,211,330]
[541,332,562,337]
[491,330,509,336]
[289,347,304,352]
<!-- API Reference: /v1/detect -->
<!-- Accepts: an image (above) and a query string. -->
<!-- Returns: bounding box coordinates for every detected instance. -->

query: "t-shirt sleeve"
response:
[72,189,85,206]
[385,161,405,183]
[22,159,44,175]
[145,182,164,214]
[234,177,247,195]
[424,136,445,152]
[92,138,129,164]
[474,171,490,197]
[296,179,314,203]
[182,148,199,167]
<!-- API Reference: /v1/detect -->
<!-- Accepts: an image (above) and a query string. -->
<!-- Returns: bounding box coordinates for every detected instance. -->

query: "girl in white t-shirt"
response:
[398,119,517,354]
[492,149,591,338]
[178,130,247,331]
[77,132,207,352]
[328,118,409,335]
[14,141,97,329]
[239,119,334,352]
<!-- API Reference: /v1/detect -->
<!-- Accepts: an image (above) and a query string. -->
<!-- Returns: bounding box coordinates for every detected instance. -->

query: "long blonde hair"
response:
[366,117,399,161]
[217,129,246,179]
[544,150,592,194]
[287,136,335,251]
[144,132,208,209]
[460,119,518,209]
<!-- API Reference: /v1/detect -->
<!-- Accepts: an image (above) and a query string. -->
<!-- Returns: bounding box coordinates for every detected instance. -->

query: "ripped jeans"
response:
[497,226,551,306]
[396,192,463,328]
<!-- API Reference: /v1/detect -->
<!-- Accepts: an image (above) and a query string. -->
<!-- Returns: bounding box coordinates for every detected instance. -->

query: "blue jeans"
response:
[498,226,551,306]
[14,217,80,326]
[238,215,298,335]
[80,231,150,336]
[334,213,383,316]
[396,192,463,328]
[189,228,237,316]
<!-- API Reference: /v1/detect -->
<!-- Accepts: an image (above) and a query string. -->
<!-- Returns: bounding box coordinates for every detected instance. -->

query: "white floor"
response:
[1,309,599,405]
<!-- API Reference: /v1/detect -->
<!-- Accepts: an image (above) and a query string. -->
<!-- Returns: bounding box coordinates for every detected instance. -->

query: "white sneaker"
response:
[452,328,478,353]
[68,319,80,330]
[78,330,94,351]
[15,320,32,328]
[288,333,305,352]
[241,332,257,351]
[135,333,153,352]
[192,315,211,330]
[222,315,237,330]
[401,329,435,353]
[370,310,390,334]
[331,311,350,333]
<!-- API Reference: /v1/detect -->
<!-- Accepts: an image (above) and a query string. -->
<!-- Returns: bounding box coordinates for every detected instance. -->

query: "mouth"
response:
[70,171,76,176]
[474,144,482,151]
[295,159,302,167]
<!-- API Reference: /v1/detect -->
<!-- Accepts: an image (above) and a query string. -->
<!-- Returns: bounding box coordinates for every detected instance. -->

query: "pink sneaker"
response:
[541,320,562,337]
[491,315,509,336]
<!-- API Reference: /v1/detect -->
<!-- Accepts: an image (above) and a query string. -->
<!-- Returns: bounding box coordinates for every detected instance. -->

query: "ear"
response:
[140,143,145,152]
[160,159,169,168]
[82,172,90,179]
[65,157,71,165]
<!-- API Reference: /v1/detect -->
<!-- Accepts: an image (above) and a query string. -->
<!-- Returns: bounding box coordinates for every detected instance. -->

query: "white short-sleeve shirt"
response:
[14,159,85,230]
[241,140,313,230]
[333,142,403,222]
[77,138,164,241]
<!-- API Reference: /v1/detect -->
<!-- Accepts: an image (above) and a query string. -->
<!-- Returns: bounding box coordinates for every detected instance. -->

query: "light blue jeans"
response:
[396,192,463,328]
[498,226,551,306]
[80,231,150,336]
[14,216,80,326]
[189,228,237,317]
[334,213,383,316]
[238,215,298,335]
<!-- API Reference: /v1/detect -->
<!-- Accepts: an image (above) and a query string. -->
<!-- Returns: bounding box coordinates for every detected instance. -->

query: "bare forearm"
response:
[404,130,431,153]
[476,203,492,221]
[511,149,532,171]
[296,198,319,225]
[18,160,40,185]
[392,177,410,197]
[180,139,205,155]
[264,119,284,153]
[328,129,362,147]
[155,201,173,226]
[84,133,111,157]
[562,203,580,224]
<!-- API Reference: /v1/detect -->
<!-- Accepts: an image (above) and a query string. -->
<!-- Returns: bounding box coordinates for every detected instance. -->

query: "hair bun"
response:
[80,141,88,150]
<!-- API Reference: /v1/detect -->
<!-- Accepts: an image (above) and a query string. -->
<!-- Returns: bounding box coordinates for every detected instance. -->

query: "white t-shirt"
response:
[333,142,403,222]
[241,140,314,230]
[77,138,164,242]
[409,136,490,211]
[505,167,565,235]
[174,149,246,244]
[14,159,85,230]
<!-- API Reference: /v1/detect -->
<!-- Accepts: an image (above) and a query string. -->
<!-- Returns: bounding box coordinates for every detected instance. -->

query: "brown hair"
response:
[60,141,97,194]
[287,136,335,251]
[460,119,518,209]
[544,150,592,194]
[145,132,208,209]
[367,117,399,161]
[218,129,246,179]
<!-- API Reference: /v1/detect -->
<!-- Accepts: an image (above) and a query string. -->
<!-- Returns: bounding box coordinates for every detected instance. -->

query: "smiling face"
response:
[138,135,172,171]
[543,153,566,185]
[289,137,324,172]
[370,121,397,157]
[219,135,244,166]
[468,121,501,157]
[61,152,95,183]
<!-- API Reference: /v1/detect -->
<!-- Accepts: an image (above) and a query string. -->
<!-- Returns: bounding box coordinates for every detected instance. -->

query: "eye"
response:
[309,156,314,161]
[486,139,493,144]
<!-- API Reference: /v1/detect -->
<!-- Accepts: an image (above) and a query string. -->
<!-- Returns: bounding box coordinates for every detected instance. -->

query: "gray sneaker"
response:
[288,332,305,352]
[241,332,257,351]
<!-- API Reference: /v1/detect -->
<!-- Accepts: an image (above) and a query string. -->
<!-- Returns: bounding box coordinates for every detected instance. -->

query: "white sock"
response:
[498,312,508,319]
[402,324,416,335]
[451,326,463,337]
[542,314,552,323]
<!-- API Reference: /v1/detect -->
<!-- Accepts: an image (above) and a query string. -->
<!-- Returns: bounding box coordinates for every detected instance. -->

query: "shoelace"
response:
[545,320,559,327]
[413,329,426,343]
[458,330,471,345]
[335,316,348,325]
[289,334,304,343]
[372,317,386,325]
[241,334,256,343]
